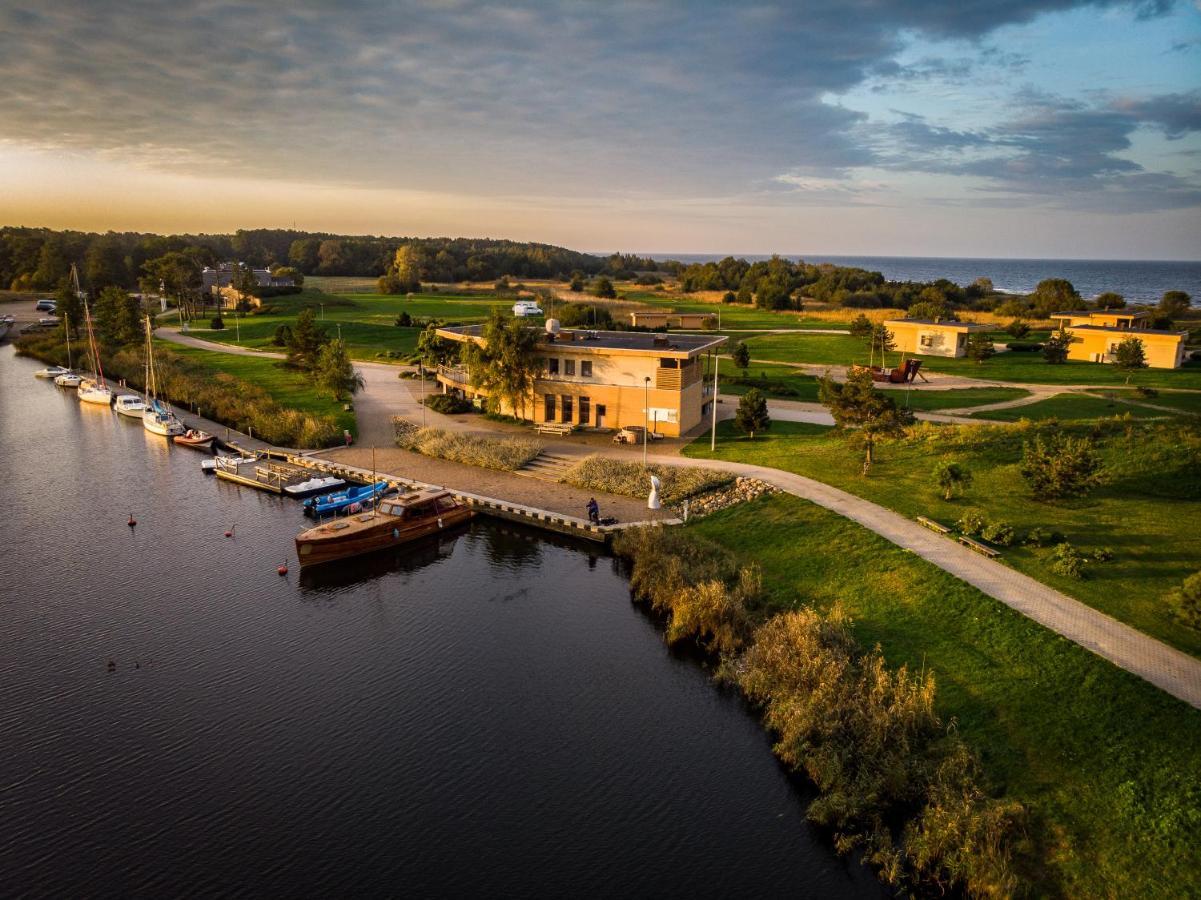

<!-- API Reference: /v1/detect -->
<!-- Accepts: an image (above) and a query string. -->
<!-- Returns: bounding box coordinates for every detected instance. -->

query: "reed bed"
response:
[394,421,542,471]
[560,455,733,505]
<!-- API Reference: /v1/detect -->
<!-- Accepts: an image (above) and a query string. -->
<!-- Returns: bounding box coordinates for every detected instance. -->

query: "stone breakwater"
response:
[680,477,779,519]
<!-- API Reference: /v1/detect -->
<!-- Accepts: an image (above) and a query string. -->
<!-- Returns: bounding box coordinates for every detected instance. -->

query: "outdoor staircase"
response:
[516,451,577,482]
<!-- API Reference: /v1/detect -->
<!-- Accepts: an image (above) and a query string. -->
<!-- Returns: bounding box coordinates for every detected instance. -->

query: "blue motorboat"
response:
[303,480,394,517]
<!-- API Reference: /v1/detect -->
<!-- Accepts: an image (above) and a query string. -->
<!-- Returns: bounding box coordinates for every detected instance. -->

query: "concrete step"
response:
[516,451,578,481]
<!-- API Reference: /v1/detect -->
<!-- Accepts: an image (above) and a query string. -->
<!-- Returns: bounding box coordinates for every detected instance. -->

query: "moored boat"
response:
[295,488,473,568]
[54,372,83,388]
[115,395,148,418]
[174,428,215,450]
[77,289,113,406]
[303,480,393,517]
[141,316,185,436]
[37,365,72,379]
[284,474,346,498]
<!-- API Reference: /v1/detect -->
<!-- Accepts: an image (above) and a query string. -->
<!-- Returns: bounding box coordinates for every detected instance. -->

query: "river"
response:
[0,344,881,897]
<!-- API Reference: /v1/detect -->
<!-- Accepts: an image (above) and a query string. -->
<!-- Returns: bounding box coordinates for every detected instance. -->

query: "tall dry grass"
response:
[394,421,542,471]
[562,456,733,505]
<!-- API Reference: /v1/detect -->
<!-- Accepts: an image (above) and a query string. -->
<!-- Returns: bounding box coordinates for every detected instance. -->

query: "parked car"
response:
[35,299,57,312]
[612,425,664,444]
[512,301,543,317]
[38,316,61,328]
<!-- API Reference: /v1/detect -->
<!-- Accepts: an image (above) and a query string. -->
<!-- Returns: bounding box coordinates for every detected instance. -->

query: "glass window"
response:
[564,359,576,376]
[561,395,573,422]
[547,358,559,375]
[579,396,590,424]
[580,360,592,377]
[544,394,555,420]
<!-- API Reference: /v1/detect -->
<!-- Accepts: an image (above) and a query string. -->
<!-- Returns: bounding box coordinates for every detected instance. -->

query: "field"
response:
[689,494,1201,898]
[737,332,1201,387]
[975,393,1176,421]
[161,342,357,435]
[185,288,515,362]
[684,418,1201,658]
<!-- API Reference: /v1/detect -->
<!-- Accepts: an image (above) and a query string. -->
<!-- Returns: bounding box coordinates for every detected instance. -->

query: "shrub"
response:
[933,460,972,500]
[1091,547,1115,562]
[561,456,734,506]
[395,423,541,471]
[210,316,225,330]
[1135,386,1159,399]
[423,393,472,414]
[272,324,293,346]
[1168,572,1201,630]
[1023,527,1065,548]
[980,520,1016,546]
[396,311,413,327]
[1048,542,1087,579]
[1020,434,1104,500]
[956,512,986,536]
[1004,319,1030,339]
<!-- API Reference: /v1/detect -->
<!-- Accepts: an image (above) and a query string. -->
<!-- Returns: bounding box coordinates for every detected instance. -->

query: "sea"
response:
[655,255,1201,304]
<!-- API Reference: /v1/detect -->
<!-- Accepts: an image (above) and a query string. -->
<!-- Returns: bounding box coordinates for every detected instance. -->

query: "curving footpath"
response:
[648,453,1201,710]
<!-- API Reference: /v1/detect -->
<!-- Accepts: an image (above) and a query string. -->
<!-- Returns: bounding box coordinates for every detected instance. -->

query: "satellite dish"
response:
[545,318,561,335]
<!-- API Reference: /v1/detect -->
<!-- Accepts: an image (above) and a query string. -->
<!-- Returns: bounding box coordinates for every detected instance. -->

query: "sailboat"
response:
[141,316,185,436]
[50,312,82,385]
[76,301,113,406]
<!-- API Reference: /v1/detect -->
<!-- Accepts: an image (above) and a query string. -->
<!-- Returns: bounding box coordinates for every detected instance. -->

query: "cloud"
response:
[0,0,1192,214]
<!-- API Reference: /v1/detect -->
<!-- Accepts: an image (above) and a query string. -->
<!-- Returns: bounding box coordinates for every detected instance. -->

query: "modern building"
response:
[628,311,717,330]
[1049,310,1188,369]
[434,323,726,437]
[883,318,991,358]
[202,262,294,308]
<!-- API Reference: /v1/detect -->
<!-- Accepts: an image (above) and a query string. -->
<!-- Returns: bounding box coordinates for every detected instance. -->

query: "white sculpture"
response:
[647,474,661,510]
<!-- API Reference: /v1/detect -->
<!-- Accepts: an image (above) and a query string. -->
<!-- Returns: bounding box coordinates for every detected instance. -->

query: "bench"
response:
[958,535,1001,558]
[536,422,575,436]
[916,515,950,535]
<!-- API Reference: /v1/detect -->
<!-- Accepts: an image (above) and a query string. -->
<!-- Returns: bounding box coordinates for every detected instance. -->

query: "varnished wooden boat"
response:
[295,488,473,568]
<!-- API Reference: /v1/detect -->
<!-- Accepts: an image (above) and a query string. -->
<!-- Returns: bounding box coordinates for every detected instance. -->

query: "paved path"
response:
[642,452,1201,710]
[160,327,1201,709]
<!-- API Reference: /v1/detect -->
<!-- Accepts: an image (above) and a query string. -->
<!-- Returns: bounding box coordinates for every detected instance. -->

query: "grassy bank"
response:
[684,418,1201,658]
[738,332,1201,388]
[680,494,1201,897]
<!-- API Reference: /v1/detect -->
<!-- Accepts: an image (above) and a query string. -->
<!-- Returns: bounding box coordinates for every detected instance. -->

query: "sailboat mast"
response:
[64,313,72,369]
[83,300,106,388]
[144,316,157,403]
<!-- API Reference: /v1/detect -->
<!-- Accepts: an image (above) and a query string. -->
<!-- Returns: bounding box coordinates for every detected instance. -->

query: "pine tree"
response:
[734,388,771,439]
[966,332,995,364]
[314,338,364,401]
[287,308,327,371]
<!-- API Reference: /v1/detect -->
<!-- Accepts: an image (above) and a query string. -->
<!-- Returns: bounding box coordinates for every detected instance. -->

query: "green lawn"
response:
[161,341,356,435]
[740,332,1201,388]
[1084,388,1201,416]
[976,393,1174,422]
[685,419,1201,659]
[187,288,513,362]
[689,495,1201,898]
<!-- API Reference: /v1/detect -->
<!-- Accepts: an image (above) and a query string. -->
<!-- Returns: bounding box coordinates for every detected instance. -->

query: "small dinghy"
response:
[303,481,393,518]
[36,365,71,379]
[115,395,148,418]
[284,475,346,499]
[174,428,215,450]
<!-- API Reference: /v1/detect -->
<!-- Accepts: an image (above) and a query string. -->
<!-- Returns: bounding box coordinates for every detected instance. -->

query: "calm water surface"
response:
[0,346,880,897]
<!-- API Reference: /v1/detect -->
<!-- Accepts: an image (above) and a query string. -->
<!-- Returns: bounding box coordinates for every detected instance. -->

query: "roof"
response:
[1050,309,1151,318]
[1062,324,1186,337]
[436,324,726,358]
[883,318,988,330]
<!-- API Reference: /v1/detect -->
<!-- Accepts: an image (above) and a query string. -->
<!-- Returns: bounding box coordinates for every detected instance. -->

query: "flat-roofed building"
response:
[1049,310,1187,368]
[628,311,717,330]
[883,319,991,358]
[434,324,726,436]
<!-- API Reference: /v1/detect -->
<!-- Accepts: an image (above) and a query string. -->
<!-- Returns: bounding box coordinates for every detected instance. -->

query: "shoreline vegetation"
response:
[17,330,349,448]
[617,496,1201,898]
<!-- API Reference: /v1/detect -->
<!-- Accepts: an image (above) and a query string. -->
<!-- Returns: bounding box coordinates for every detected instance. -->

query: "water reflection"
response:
[298,526,466,593]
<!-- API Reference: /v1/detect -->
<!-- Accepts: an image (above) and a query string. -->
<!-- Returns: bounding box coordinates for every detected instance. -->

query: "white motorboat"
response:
[38,365,71,379]
[115,395,148,418]
[141,316,185,436]
[283,475,346,498]
[54,372,83,388]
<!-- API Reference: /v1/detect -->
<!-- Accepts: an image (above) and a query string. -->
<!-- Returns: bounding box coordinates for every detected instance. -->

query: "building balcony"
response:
[437,364,470,384]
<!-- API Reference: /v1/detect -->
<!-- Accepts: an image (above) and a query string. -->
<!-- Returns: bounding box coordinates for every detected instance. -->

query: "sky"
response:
[0,0,1198,259]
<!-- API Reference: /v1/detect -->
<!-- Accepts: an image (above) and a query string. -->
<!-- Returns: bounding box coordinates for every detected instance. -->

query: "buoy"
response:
[277,563,288,576]
[224,524,235,538]
[128,513,136,527]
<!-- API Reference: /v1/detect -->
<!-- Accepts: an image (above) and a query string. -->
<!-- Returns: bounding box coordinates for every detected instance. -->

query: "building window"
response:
[580,360,592,377]
[564,359,576,376]
[579,396,590,425]
[547,358,559,375]
[919,334,934,347]
[544,394,555,421]
[561,395,573,423]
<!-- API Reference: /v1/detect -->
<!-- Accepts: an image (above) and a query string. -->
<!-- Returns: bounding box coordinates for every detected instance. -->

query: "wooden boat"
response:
[303,480,392,517]
[174,428,215,450]
[295,488,473,568]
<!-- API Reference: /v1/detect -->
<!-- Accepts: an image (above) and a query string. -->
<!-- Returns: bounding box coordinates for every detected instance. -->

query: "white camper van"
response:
[512,300,543,318]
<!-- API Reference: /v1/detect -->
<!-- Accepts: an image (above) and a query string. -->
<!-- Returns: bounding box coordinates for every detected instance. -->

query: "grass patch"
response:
[688,494,1201,898]
[393,421,540,470]
[1084,388,1201,416]
[561,455,733,505]
[975,393,1172,422]
[684,418,1201,658]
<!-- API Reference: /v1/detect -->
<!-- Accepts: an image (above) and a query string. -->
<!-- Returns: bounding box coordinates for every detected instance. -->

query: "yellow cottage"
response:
[434,324,726,437]
[1049,311,1188,369]
[883,319,991,358]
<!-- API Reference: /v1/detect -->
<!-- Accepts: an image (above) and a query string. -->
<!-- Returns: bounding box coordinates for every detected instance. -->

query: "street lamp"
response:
[420,363,427,428]
[643,375,650,468]
[710,347,720,452]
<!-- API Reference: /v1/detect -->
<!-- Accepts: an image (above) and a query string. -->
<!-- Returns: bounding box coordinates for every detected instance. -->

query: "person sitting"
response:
[586,497,600,524]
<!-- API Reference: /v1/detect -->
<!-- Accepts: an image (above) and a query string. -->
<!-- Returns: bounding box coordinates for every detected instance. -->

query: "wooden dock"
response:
[284,454,679,544]
[214,452,323,495]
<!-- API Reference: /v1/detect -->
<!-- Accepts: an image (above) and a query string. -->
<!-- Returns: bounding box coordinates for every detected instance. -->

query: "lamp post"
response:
[234,306,241,343]
[710,347,719,452]
[420,363,427,428]
[319,302,324,321]
[643,375,650,468]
